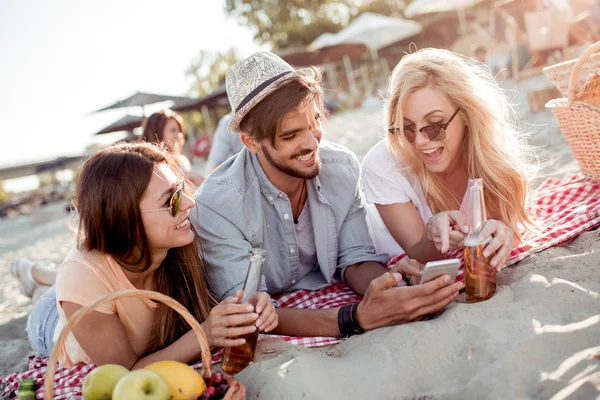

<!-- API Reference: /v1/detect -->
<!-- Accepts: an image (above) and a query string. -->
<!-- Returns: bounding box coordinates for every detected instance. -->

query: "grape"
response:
[210,372,224,385]
[201,373,229,399]
[205,386,217,396]
[217,382,229,395]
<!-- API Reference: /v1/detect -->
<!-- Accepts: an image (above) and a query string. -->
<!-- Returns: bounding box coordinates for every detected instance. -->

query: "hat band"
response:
[235,71,292,113]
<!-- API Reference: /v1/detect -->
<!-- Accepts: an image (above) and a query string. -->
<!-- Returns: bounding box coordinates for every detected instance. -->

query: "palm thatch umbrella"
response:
[310,12,422,52]
[277,43,369,67]
[171,85,230,133]
[93,91,194,115]
[405,0,487,17]
[404,0,489,33]
[170,86,229,113]
[95,114,144,142]
[309,13,423,102]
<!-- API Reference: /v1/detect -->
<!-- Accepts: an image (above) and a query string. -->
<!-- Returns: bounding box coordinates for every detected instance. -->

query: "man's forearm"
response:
[343,261,388,296]
[272,307,340,337]
[270,262,388,337]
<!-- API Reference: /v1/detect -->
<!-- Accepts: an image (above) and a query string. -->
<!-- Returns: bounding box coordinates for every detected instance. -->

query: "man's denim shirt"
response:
[192,140,389,300]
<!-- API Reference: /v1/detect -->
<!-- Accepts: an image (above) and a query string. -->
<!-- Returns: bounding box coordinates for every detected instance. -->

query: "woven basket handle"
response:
[44,289,213,400]
[569,41,600,101]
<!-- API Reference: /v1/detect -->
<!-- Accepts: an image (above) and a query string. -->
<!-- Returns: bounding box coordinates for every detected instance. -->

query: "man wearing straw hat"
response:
[192,51,463,338]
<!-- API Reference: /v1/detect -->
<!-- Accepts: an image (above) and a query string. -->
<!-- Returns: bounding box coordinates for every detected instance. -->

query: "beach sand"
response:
[244,229,600,399]
[1,75,599,398]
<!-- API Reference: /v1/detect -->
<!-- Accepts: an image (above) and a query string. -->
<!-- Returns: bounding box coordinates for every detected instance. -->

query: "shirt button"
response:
[291,279,296,284]
[283,213,290,220]
[290,248,295,254]
[269,196,273,201]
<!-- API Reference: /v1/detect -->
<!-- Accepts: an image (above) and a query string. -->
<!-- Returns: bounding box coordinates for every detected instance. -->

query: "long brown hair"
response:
[142,109,186,144]
[73,142,215,352]
[240,68,326,147]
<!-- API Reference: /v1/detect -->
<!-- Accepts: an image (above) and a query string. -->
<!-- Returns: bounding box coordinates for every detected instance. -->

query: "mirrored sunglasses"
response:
[141,179,185,217]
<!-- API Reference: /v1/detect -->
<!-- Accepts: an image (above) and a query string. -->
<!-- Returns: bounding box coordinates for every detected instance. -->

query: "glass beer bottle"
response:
[462,178,497,303]
[221,248,266,374]
[16,378,36,400]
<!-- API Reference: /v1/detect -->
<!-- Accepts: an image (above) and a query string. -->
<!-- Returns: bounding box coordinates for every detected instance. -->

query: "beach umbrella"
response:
[278,44,370,104]
[404,0,488,33]
[309,13,422,104]
[95,114,143,135]
[310,12,422,52]
[277,43,369,67]
[171,85,229,113]
[404,0,487,18]
[404,0,486,33]
[93,91,194,114]
[171,85,231,134]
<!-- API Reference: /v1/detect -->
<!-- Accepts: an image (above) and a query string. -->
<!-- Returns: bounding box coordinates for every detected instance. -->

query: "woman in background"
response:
[142,109,204,186]
[362,48,536,271]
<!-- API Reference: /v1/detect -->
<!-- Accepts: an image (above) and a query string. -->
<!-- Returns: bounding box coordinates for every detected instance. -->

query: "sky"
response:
[0,0,260,170]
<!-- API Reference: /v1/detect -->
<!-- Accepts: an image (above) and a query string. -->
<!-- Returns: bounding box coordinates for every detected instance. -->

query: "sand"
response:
[0,202,76,377]
[244,230,600,399]
[1,74,599,398]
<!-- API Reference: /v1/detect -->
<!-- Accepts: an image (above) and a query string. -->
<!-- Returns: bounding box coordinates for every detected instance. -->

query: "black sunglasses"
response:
[388,108,461,143]
[141,179,185,217]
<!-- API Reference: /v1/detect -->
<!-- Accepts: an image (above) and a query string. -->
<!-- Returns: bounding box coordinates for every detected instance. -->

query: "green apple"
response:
[82,364,129,400]
[112,370,170,400]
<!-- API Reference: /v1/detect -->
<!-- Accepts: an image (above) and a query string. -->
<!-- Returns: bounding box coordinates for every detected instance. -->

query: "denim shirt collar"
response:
[249,150,323,204]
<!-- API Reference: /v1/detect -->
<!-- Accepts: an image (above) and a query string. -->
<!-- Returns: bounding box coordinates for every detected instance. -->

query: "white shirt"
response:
[288,200,322,291]
[361,140,433,258]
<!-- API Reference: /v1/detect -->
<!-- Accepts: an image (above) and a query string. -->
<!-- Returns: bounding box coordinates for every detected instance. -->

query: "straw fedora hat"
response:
[226,51,300,133]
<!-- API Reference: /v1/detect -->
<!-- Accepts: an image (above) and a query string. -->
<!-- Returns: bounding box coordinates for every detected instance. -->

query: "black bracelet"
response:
[337,303,365,338]
[337,304,350,338]
[350,303,363,332]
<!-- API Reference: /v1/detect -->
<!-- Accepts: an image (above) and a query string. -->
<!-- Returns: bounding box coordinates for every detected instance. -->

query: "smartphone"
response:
[419,259,460,285]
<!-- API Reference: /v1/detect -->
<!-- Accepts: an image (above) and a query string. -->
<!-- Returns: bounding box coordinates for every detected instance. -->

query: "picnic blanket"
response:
[389,174,600,282]
[2,174,599,399]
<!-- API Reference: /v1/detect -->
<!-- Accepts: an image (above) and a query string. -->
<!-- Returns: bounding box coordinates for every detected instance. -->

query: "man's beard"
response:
[261,144,321,180]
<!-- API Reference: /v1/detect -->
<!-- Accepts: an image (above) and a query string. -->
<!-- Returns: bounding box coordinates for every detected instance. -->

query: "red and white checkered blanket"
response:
[388,174,600,282]
[2,175,599,399]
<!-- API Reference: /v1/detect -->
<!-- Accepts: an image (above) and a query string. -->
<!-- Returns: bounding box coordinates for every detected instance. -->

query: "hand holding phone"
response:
[419,259,460,285]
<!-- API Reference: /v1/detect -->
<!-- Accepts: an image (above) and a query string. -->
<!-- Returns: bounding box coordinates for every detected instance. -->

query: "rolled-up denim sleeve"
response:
[192,200,265,301]
[335,162,389,277]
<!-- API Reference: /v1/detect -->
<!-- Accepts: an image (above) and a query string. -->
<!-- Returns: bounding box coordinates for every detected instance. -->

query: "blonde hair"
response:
[386,48,535,239]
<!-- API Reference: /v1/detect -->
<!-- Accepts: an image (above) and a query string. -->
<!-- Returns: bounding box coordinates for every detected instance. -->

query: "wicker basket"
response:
[576,70,600,107]
[542,47,600,97]
[545,41,600,181]
[44,289,246,400]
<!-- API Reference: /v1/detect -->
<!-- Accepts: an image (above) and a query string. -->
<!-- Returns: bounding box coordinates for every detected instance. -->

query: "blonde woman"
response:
[361,48,534,271]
